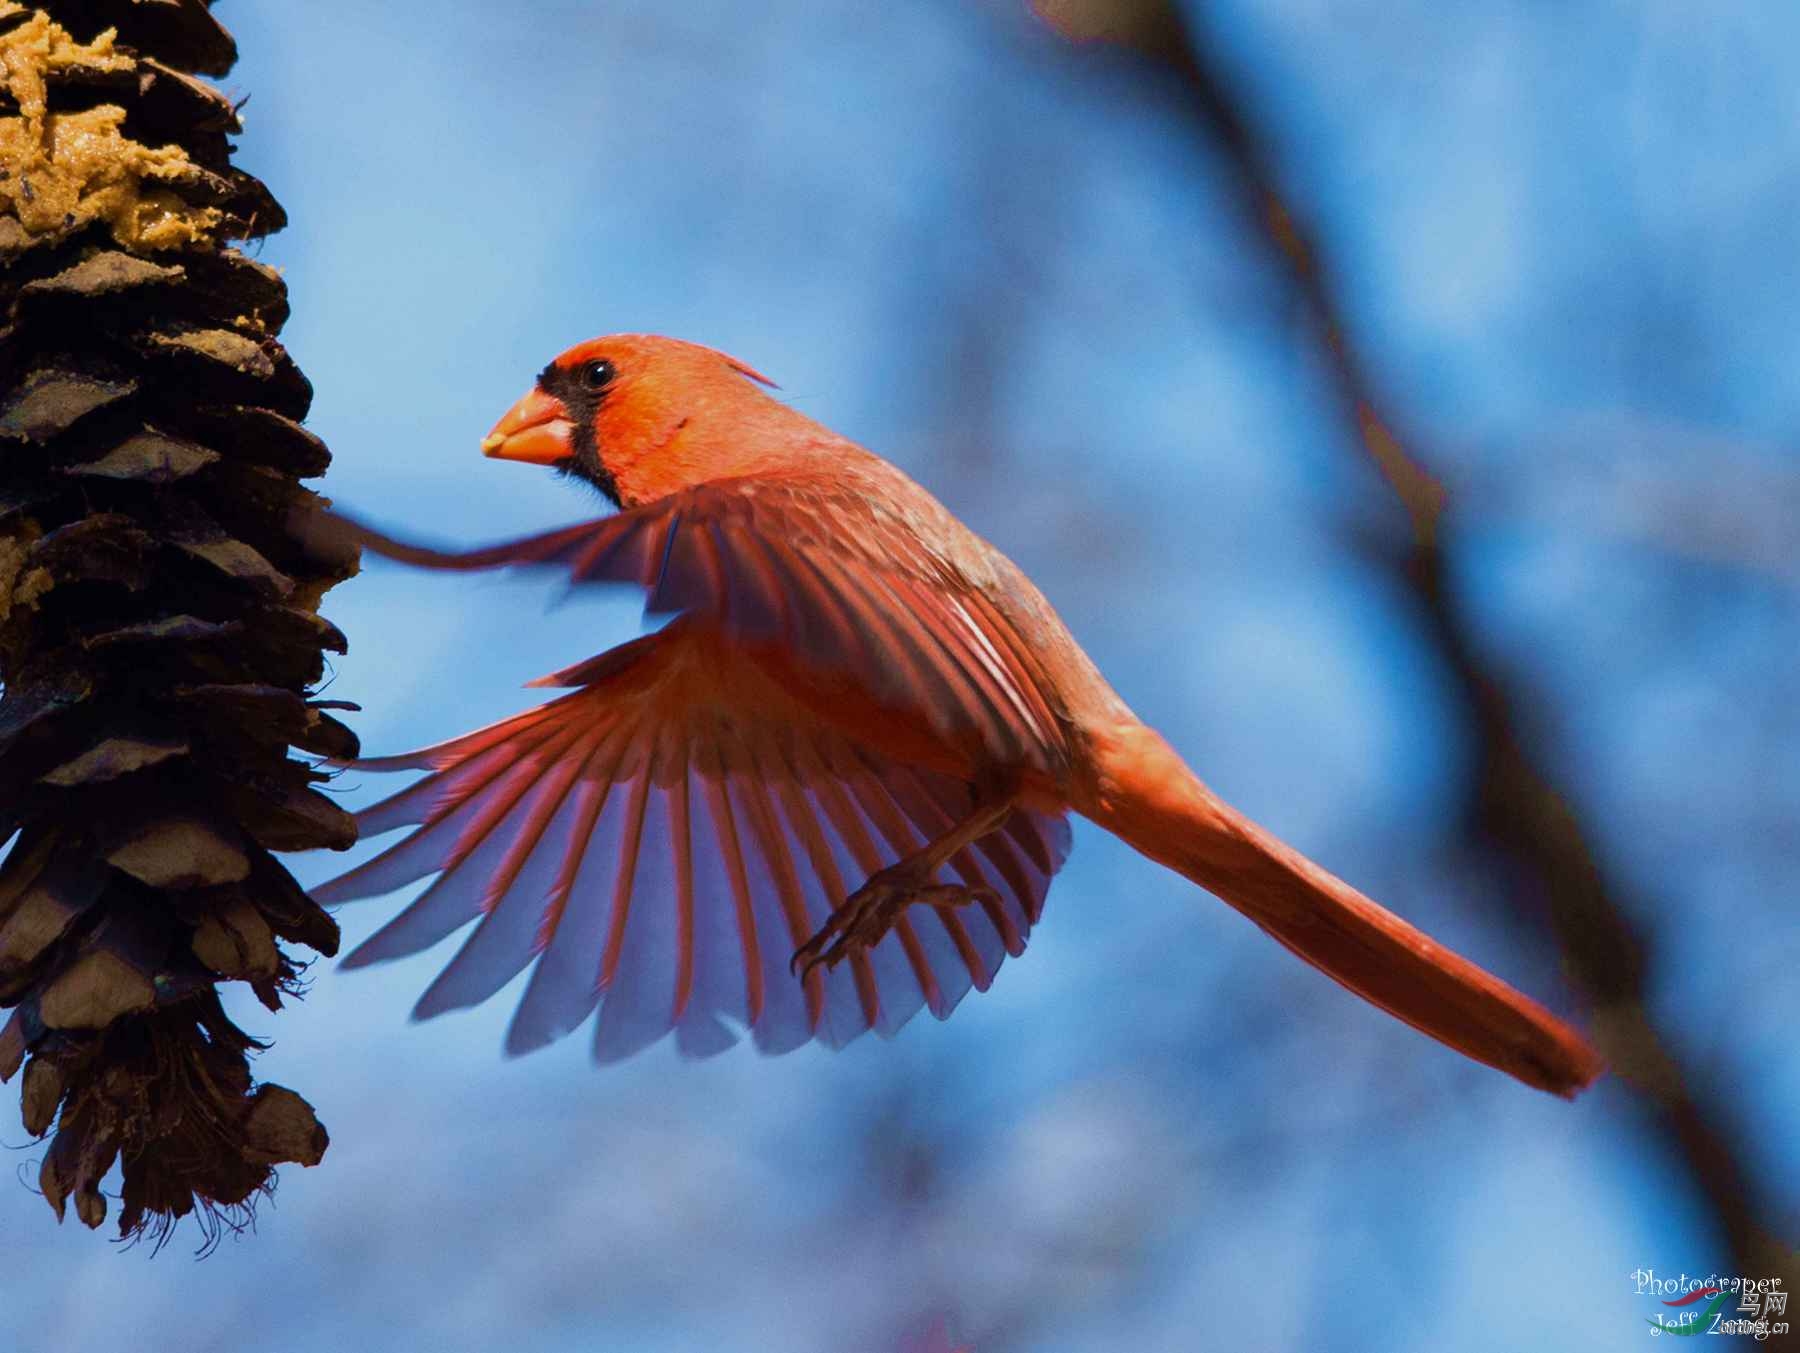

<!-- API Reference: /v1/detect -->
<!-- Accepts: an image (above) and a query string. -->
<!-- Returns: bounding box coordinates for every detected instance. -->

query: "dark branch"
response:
[1045,0,1793,1284]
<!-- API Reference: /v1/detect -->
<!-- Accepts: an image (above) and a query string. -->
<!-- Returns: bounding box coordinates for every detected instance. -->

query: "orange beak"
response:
[480,387,574,466]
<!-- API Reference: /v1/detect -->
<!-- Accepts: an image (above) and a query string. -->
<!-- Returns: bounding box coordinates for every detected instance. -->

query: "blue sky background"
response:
[5,2,1797,1350]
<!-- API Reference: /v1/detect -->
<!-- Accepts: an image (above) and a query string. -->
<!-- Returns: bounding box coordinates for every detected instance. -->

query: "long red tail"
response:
[1083,724,1604,1097]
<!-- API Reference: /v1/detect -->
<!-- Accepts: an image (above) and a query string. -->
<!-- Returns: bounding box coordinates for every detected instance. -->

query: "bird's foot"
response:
[790,863,997,982]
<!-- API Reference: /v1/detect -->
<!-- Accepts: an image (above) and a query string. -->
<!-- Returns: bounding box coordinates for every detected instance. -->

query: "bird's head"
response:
[480,334,782,507]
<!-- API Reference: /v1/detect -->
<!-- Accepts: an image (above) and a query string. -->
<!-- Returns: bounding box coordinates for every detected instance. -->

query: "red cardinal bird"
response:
[315,335,1602,1095]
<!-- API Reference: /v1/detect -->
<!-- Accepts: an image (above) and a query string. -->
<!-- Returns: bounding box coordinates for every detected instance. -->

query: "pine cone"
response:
[0,2,355,1246]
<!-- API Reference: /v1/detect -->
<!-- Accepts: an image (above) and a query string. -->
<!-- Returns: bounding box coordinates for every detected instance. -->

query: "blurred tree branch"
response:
[1033,0,1793,1284]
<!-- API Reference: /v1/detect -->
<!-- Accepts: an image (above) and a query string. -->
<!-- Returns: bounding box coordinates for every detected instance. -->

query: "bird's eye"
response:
[580,359,616,392]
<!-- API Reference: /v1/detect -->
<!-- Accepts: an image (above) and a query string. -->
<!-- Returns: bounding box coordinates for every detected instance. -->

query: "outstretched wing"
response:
[333,478,1069,778]
[315,630,1070,1059]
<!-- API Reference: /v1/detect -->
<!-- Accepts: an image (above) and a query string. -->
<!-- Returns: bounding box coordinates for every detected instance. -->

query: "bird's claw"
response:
[790,865,998,983]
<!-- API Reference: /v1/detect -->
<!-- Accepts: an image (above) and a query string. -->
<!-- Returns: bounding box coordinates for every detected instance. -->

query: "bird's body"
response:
[317,335,1602,1094]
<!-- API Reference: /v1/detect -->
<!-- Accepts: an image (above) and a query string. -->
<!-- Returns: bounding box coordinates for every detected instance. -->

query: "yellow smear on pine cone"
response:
[0,526,51,623]
[0,13,221,249]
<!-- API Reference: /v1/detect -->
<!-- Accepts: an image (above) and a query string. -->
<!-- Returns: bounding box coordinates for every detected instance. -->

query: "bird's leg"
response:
[790,786,1016,981]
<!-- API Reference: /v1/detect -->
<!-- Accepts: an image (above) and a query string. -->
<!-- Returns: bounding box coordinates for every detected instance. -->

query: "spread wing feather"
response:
[314,634,1070,1059]
[336,481,1068,775]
